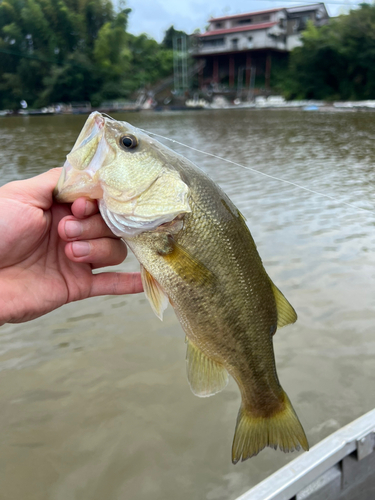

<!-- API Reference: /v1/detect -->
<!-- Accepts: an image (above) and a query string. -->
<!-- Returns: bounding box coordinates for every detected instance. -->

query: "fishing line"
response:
[139,128,375,217]
[99,114,374,216]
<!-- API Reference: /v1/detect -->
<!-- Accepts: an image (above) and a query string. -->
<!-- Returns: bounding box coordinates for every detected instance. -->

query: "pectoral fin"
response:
[140,265,169,320]
[162,237,217,288]
[270,282,297,329]
[186,339,229,397]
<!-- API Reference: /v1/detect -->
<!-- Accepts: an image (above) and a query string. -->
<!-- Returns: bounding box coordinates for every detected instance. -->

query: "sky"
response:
[125,0,359,42]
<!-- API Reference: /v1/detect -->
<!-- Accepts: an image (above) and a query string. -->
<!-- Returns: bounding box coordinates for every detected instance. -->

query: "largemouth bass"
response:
[54,112,309,462]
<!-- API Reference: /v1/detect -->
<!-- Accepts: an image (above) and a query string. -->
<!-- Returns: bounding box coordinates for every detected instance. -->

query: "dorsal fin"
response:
[270,282,297,329]
[186,339,229,397]
[140,265,169,320]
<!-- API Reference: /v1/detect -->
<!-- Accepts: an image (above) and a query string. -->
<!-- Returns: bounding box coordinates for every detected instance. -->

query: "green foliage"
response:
[0,0,176,109]
[162,25,186,50]
[282,4,375,100]
[127,33,173,88]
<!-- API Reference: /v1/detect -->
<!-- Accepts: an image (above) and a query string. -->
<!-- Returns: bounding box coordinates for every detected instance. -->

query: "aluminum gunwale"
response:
[235,408,375,500]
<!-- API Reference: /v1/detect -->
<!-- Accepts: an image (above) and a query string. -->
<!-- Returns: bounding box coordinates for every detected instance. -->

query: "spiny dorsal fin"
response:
[237,209,247,222]
[270,282,297,329]
[186,339,229,397]
[140,265,169,321]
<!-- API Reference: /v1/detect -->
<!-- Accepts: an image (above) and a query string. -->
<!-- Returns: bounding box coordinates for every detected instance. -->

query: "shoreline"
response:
[2,99,375,116]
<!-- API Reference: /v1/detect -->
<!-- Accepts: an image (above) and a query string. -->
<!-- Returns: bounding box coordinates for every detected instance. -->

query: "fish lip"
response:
[53,166,66,201]
[54,113,107,202]
[72,115,104,154]
[54,160,101,202]
[93,112,105,129]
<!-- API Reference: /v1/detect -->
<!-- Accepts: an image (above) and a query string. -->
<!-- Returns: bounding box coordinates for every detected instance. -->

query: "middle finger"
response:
[59,214,118,242]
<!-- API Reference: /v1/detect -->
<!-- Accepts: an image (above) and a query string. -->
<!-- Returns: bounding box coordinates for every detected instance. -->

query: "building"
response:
[191,4,329,95]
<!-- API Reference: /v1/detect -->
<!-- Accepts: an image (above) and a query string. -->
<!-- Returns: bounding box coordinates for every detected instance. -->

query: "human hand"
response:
[0,168,143,325]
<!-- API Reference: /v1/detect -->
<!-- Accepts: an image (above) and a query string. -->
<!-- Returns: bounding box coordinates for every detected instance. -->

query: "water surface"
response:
[0,109,374,500]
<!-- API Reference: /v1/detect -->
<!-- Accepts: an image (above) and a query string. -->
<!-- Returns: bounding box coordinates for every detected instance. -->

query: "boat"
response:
[235,408,375,500]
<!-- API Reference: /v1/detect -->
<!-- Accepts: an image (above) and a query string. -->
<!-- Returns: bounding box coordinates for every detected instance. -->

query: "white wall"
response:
[197,28,287,55]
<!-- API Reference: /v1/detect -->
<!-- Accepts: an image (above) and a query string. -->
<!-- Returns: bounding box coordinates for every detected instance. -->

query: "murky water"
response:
[0,109,375,500]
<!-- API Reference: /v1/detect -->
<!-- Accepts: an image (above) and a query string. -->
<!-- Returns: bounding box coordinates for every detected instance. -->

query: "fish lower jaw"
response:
[54,166,104,202]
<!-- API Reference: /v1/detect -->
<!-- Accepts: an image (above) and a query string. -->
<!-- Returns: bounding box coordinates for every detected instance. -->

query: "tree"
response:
[0,0,177,108]
[162,25,187,50]
[282,4,375,100]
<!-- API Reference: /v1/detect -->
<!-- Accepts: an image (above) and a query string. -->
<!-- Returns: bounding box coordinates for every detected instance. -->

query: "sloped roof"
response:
[209,8,283,22]
[199,22,278,38]
[286,3,327,13]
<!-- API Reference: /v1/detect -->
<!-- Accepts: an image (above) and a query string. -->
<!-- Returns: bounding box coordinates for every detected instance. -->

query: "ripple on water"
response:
[1,109,375,500]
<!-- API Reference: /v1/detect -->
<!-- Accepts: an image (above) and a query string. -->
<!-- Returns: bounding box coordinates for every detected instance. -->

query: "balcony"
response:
[192,29,287,56]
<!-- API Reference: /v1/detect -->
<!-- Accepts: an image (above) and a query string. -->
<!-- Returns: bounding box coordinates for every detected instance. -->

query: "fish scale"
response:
[54,111,309,463]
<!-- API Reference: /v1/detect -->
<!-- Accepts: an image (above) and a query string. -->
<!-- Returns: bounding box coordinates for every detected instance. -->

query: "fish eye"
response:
[120,134,138,149]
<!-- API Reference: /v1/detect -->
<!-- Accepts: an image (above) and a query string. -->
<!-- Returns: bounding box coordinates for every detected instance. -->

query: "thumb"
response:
[0,168,63,210]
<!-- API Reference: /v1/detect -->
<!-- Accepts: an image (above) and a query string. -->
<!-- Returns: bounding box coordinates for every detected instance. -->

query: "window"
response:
[248,36,254,48]
[215,22,223,29]
[202,38,225,47]
[298,15,310,31]
[262,15,270,21]
[232,38,238,49]
[237,17,253,25]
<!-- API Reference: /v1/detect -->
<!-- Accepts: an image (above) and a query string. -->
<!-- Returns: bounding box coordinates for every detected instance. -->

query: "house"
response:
[191,4,328,93]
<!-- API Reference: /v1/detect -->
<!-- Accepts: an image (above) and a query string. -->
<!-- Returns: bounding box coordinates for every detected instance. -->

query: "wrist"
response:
[0,284,17,326]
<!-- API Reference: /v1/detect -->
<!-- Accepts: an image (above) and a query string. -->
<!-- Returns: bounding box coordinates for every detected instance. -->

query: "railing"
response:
[192,38,287,55]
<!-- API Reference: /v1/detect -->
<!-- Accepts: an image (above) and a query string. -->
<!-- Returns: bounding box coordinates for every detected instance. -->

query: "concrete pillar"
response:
[229,56,235,87]
[246,54,251,87]
[198,62,203,88]
[213,57,219,83]
[265,52,271,89]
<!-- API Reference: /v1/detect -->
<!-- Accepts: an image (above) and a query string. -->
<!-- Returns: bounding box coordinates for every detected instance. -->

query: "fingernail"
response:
[72,241,90,257]
[65,220,83,238]
[84,199,96,216]
[83,200,90,216]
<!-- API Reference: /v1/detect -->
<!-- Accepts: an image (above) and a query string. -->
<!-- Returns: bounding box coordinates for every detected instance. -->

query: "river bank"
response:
[3,97,375,117]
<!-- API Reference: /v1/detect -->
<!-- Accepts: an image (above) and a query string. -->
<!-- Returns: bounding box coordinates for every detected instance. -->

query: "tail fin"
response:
[232,391,309,464]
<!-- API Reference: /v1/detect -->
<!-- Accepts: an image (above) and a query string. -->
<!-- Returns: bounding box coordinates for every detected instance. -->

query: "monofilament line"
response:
[140,128,375,217]
[100,114,374,217]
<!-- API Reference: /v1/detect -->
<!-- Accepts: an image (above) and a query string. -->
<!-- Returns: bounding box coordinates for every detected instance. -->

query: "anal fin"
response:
[140,265,169,320]
[186,339,229,397]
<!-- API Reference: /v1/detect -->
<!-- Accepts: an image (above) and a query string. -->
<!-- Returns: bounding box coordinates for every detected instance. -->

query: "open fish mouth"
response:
[54,112,107,202]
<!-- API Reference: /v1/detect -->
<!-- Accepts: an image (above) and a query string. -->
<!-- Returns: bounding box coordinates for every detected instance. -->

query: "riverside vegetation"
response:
[0,0,184,109]
[1,1,375,109]
[279,3,375,101]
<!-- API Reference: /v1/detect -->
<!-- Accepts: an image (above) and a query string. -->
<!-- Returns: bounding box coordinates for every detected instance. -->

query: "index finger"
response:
[71,198,99,219]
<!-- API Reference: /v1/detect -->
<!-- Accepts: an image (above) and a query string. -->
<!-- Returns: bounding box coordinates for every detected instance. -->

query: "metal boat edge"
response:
[236,408,375,500]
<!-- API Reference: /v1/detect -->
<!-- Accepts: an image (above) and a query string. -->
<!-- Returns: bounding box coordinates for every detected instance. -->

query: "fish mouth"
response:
[53,165,67,201]
[54,112,106,203]
[54,161,103,202]
[72,111,105,150]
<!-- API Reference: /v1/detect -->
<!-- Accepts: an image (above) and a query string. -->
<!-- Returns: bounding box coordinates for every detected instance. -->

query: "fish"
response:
[54,111,309,463]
